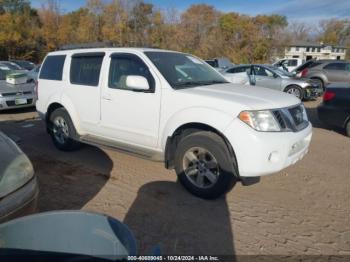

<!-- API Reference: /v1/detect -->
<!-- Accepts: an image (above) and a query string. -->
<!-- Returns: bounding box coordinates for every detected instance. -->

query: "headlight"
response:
[0,154,34,198]
[239,110,281,132]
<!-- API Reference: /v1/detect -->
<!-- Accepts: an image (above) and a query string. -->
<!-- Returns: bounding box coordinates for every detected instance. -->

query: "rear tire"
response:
[346,120,350,137]
[49,108,82,151]
[284,85,304,100]
[174,131,238,199]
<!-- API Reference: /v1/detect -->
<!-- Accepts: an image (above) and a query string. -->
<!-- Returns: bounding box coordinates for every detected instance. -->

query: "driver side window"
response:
[108,54,155,91]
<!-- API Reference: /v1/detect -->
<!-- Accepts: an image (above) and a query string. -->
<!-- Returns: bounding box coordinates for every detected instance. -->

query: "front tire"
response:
[311,78,324,91]
[284,85,304,100]
[174,131,238,199]
[49,108,81,151]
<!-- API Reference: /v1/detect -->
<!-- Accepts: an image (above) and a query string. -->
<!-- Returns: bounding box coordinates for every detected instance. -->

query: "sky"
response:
[29,0,350,23]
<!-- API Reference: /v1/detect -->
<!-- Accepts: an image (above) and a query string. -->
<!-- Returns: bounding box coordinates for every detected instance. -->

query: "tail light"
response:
[301,68,308,77]
[323,90,336,102]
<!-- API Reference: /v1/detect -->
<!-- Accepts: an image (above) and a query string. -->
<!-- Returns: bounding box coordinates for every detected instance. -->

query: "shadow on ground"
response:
[0,116,113,211]
[123,181,236,257]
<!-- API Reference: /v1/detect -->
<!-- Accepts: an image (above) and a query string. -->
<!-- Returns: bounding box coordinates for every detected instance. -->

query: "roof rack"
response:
[59,42,117,50]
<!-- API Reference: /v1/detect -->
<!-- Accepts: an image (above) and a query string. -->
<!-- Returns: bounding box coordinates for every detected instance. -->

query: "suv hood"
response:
[178,83,300,110]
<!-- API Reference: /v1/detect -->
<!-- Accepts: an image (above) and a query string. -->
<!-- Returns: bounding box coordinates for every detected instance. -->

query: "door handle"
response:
[102,94,112,101]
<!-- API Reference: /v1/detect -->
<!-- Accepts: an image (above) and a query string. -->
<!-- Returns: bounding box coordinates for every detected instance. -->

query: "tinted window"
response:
[227,66,248,74]
[40,55,66,81]
[70,53,104,86]
[324,63,347,70]
[109,54,155,91]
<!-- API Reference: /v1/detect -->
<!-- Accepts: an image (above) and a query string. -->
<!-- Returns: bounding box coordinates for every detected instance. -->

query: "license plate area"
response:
[15,98,27,105]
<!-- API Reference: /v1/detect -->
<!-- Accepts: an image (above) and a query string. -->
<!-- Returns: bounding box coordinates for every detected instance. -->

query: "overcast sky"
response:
[29,0,349,23]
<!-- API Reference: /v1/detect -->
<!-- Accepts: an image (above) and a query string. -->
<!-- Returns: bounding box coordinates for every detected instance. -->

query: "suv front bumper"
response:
[0,94,36,111]
[224,119,312,178]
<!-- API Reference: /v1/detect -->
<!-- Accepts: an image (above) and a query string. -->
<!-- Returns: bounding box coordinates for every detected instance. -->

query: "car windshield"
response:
[0,62,22,70]
[144,51,228,89]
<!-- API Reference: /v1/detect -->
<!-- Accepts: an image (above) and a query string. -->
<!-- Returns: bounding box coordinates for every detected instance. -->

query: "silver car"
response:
[0,132,38,222]
[222,64,323,100]
[0,69,36,110]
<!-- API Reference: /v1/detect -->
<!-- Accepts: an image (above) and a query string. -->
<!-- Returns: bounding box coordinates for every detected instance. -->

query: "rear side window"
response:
[39,55,66,81]
[227,66,248,73]
[70,53,104,86]
[323,63,346,70]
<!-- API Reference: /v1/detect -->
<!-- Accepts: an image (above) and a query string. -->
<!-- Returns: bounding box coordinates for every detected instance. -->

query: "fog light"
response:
[268,151,280,163]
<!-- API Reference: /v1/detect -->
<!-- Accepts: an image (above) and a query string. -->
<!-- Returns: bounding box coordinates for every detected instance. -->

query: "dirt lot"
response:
[0,99,349,257]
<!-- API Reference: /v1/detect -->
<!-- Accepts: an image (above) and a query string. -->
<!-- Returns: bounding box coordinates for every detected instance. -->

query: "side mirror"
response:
[126,75,150,91]
[247,72,256,86]
[273,73,279,78]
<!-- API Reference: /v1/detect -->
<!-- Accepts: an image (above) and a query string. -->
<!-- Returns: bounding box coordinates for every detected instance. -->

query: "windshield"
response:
[144,52,228,89]
[0,62,22,70]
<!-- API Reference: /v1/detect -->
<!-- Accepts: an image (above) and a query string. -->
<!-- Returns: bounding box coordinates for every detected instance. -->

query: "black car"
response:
[317,83,350,136]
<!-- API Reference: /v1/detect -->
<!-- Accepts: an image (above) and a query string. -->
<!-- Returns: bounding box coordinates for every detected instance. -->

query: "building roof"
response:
[288,42,347,49]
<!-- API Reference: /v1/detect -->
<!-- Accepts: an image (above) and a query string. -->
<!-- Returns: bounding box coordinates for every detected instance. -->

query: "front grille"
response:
[273,104,309,132]
[273,110,287,129]
[1,91,32,97]
[288,105,305,127]
[6,99,33,107]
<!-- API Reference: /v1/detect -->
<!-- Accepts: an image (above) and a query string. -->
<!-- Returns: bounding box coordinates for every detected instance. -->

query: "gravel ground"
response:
[0,99,349,258]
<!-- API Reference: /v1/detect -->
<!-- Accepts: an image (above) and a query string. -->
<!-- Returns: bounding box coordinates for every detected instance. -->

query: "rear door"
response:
[224,66,250,84]
[64,52,105,132]
[99,52,161,148]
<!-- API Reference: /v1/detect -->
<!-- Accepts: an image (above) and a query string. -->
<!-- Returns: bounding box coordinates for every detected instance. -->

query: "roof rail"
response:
[59,42,117,50]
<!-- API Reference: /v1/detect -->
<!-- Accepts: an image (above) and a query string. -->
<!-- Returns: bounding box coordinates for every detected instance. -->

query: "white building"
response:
[285,42,347,61]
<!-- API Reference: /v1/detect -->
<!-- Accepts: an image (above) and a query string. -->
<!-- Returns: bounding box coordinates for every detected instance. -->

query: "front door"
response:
[100,53,161,148]
[253,66,282,91]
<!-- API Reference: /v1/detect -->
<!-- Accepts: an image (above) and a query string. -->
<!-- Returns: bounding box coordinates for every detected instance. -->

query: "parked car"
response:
[318,83,350,137]
[36,47,312,199]
[273,58,304,72]
[10,59,35,71]
[291,59,323,77]
[222,64,323,100]
[205,57,234,72]
[0,61,28,74]
[0,69,36,110]
[0,132,38,222]
[297,60,350,90]
[27,64,41,83]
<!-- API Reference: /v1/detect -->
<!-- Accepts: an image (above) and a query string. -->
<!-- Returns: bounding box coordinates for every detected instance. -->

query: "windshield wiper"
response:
[173,80,228,89]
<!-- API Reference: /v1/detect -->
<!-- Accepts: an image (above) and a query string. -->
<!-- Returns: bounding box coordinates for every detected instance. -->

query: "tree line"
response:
[0,0,349,63]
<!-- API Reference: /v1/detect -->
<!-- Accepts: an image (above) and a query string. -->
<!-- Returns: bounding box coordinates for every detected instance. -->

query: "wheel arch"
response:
[164,122,238,175]
[46,97,82,135]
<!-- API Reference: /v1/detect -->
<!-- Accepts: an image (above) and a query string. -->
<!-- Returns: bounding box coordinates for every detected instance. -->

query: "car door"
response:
[64,52,104,132]
[100,53,161,148]
[323,63,348,82]
[253,66,282,91]
[224,66,250,84]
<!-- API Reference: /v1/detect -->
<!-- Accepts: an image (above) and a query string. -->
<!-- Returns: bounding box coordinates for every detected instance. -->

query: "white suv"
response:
[36,47,312,199]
